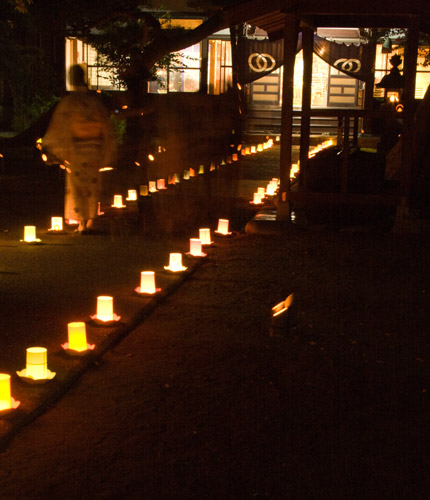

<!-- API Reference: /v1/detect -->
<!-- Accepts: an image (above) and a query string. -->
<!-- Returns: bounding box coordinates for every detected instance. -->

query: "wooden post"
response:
[299,26,313,188]
[277,14,300,221]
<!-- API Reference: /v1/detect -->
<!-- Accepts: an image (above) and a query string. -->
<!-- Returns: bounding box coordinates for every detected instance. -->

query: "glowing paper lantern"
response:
[157,178,166,190]
[198,165,205,174]
[21,225,41,243]
[189,168,196,177]
[49,216,63,231]
[90,296,121,323]
[251,193,263,205]
[0,374,20,412]
[135,271,161,294]
[257,144,263,152]
[251,146,256,154]
[174,173,180,183]
[16,347,56,381]
[63,322,95,353]
[257,187,265,198]
[215,219,231,235]
[164,253,187,272]
[126,189,137,201]
[187,238,206,257]
[140,185,149,196]
[199,228,213,245]
[232,154,238,162]
[149,181,157,193]
[183,170,190,180]
[112,195,126,208]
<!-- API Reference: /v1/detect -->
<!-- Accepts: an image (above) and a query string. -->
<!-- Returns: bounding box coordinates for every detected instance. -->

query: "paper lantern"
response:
[215,219,231,235]
[189,168,196,177]
[199,228,213,245]
[198,165,205,174]
[232,154,238,162]
[157,178,166,190]
[174,173,180,183]
[135,271,161,294]
[164,253,187,272]
[251,146,256,154]
[126,189,137,201]
[0,374,20,412]
[149,181,157,193]
[112,195,126,208]
[90,296,120,323]
[257,144,263,152]
[16,347,56,382]
[49,216,63,231]
[187,238,206,257]
[140,185,148,196]
[251,193,263,205]
[64,322,95,352]
[21,225,41,243]
[183,170,190,180]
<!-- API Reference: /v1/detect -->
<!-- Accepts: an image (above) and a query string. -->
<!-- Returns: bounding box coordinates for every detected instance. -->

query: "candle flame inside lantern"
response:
[216,219,230,235]
[157,178,166,190]
[50,216,63,231]
[67,322,88,352]
[127,189,137,201]
[112,194,125,208]
[23,225,38,242]
[199,228,212,245]
[96,296,114,322]
[26,347,47,380]
[139,271,156,294]
[0,374,11,411]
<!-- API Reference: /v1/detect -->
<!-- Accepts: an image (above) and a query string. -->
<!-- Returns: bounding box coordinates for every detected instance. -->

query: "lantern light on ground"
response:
[149,181,157,193]
[49,216,63,231]
[186,238,207,257]
[157,178,166,190]
[199,228,213,245]
[135,271,161,295]
[91,296,121,323]
[140,185,148,196]
[62,322,95,353]
[215,219,231,235]
[164,253,187,272]
[0,374,20,413]
[17,347,56,382]
[21,225,41,243]
[126,189,137,201]
[270,293,295,337]
[112,195,126,208]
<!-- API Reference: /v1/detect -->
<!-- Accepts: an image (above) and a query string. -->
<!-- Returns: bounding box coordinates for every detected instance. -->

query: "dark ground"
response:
[0,144,428,499]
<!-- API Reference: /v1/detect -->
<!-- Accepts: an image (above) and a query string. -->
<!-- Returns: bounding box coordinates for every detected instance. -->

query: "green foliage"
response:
[110,113,127,145]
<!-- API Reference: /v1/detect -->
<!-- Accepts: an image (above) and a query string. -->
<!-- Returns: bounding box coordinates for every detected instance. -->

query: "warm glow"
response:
[232,154,238,162]
[183,170,190,180]
[245,147,251,155]
[164,253,187,272]
[96,296,114,322]
[251,192,263,204]
[49,216,63,231]
[41,153,48,162]
[138,271,158,294]
[199,228,213,245]
[251,146,256,154]
[0,374,11,411]
[140,185,148,196]
[112,194,126,208]
[68,322,88,352]
[126,189,137,201]
[188,238,206,257]
[99,167,113,172]
[26,347,47,380]
[189,168,196,177]
[257,187,265,198]
[157,178,166,190]
[148,154,155,161]
[257,144,263,152]
[97,202,104,215]
[149,181,157,193]
[23,225,39,242]
[215,219,231,235]
[198,165,204,174]
[174,173,180,183]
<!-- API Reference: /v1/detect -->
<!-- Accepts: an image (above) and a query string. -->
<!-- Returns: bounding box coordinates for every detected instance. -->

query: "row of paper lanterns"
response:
[1,218,233,413]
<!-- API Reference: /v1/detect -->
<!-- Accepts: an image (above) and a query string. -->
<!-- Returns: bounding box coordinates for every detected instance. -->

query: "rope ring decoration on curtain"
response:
[248,53,276,72]
[333,58,361,73]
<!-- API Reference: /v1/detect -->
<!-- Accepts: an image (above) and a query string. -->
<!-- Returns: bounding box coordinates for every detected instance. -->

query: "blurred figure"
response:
[43,65,116,233]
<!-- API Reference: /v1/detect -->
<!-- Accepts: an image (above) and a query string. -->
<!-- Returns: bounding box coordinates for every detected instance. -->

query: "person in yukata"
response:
[43,64,116,233]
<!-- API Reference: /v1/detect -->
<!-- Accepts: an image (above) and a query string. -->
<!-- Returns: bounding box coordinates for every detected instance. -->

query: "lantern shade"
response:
[157,178,166,190]
[183,170,190,180]
[96,296,113,321]
[16,347,56,382]
[215,219,231,235]
[186,238,206,257]
[199,228,213,245]
[251,193,263,204]
[0,374,20,412]
[112,195,126,208]
[135,271,161,294]
[257,187,265,197]
[232,154,238,161]
[21,225,41,243]
[126,189,137,201]
[164,253,187,272]
[49,216,63,231]
[149,181,157,193]
[68,322,89,351]
[140,185,149,196]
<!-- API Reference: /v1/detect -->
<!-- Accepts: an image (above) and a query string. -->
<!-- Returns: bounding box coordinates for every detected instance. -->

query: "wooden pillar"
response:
[299,26,314,188]
[277,14,300,221]
[400,15,420,202]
